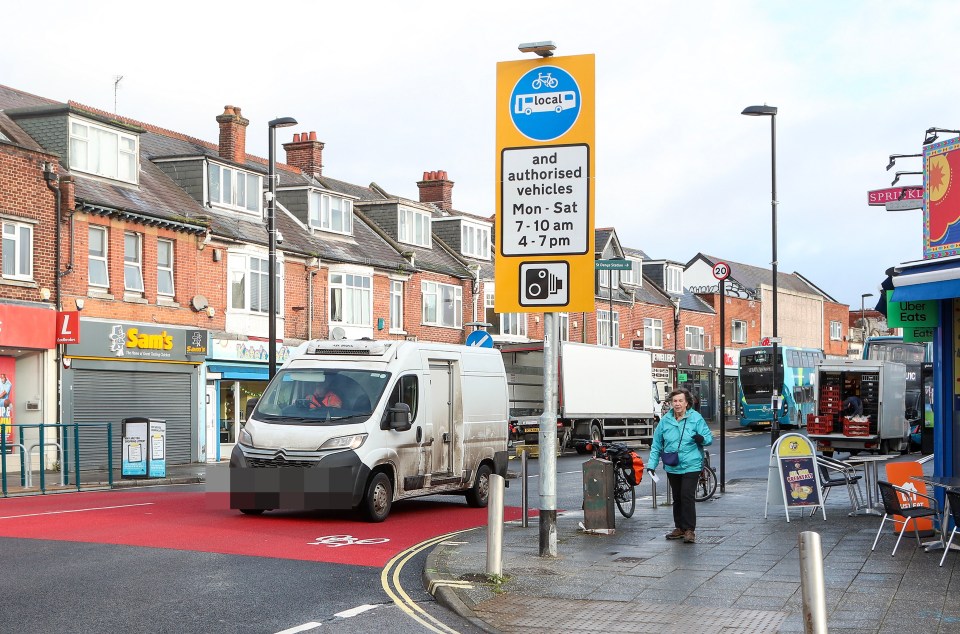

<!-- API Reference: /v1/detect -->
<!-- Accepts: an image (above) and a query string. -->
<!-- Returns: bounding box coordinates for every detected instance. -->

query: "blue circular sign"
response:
[509,66,581,142]
[465,330,494,348]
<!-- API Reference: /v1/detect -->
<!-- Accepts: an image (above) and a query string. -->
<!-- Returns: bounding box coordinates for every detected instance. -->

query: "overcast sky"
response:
[5,0,957,309]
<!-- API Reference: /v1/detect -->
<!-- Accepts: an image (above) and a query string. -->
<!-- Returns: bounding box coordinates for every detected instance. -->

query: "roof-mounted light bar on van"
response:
[306,339,389,356]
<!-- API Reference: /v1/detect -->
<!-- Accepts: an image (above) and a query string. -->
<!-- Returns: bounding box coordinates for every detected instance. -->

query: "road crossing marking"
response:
[334,604,378,618]
[0,502,154,520]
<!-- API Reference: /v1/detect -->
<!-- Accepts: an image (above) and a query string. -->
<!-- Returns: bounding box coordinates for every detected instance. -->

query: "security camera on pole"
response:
[498,43,595,557]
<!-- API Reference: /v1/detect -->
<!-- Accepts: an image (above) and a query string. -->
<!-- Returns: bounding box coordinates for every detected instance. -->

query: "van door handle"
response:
[442,432,450,443]
[416,427,422,443]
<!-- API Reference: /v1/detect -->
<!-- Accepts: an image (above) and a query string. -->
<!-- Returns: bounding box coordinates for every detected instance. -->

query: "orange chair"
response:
[885,461,934,534]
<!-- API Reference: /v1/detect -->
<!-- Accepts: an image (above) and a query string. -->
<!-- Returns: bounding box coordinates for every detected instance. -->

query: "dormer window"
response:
[69,117,138,184]
[399,206,431,247]
[309,191,353,235]
[461,222,490,259]
[621,258,643,285]
[665,265,683,293]
[207,161,262,214]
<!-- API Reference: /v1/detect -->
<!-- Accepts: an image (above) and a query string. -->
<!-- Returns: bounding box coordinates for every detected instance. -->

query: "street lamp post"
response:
[742,104,779,443]
[861,292,874,351]
[672,296,681,388]
[267,116,298,379]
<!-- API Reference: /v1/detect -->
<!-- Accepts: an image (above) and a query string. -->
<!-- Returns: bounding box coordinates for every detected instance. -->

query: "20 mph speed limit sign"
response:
[713,262,731,281]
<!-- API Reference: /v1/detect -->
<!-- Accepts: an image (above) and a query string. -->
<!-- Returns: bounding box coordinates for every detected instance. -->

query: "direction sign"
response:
[712,261,731,281]
[465,330,494,348]
[595,259,632,270]
[495,54,595,313]
[886,199,924,211]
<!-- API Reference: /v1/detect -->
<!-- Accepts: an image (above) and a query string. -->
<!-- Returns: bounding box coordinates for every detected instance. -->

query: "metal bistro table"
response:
[911,475,960,552]
[843,454,894,516]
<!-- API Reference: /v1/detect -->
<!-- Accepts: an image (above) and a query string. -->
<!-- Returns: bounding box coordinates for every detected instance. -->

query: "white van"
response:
[229,339,509,522]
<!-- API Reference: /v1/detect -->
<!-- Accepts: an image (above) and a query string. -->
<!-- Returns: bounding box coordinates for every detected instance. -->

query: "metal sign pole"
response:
[719,279,726,493]
[539,312,558,557]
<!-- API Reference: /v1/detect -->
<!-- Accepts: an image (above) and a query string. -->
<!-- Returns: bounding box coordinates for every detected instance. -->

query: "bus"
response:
[862,336,933,451]
[738,346,824,429]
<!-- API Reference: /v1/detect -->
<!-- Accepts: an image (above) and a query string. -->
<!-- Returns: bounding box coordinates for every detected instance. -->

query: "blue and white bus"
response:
[738,346,824,429]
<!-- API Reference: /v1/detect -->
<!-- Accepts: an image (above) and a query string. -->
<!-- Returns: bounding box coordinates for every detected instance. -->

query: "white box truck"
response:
[807,359,909,455]
[229,339,509,522]
[499,341,659,450]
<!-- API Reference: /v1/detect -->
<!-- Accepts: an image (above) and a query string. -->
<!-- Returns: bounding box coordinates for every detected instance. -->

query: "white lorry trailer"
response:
[499,341,658,450]
[807,359,909,455]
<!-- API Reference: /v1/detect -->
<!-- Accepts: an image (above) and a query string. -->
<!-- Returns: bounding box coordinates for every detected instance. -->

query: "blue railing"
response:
[1,422,113,497]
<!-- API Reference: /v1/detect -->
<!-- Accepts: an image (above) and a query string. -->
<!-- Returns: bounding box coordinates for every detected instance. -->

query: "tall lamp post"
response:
[742,104,779,443]
[861,292,874,352]
[672,296,681,388]
[267,116,298,379]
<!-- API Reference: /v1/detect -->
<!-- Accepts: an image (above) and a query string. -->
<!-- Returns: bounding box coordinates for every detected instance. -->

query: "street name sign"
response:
[495,54,595,312]
[595,259,631,270]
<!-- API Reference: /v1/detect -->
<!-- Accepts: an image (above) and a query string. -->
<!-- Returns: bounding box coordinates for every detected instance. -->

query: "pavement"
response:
[425,459,960,634]
[5,458,960,633]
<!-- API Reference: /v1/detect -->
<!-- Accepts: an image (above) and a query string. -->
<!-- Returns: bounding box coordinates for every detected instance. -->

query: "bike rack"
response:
[1,422,113,496]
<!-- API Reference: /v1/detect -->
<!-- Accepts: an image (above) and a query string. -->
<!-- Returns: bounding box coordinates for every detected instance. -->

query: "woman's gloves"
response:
[693,433,705,445]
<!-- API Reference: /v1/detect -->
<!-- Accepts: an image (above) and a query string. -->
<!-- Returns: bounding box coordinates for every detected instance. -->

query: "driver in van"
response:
[308,381,343,409]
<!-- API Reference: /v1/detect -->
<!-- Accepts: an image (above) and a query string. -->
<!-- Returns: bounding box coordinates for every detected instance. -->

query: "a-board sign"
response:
[764,432,824,522]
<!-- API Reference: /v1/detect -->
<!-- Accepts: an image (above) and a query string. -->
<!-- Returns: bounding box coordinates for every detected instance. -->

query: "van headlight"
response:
[238,427,254,447]
[319,433,368,451]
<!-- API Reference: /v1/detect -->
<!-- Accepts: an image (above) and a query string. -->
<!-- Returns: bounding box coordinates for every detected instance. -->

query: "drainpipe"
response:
[43,164,63,469]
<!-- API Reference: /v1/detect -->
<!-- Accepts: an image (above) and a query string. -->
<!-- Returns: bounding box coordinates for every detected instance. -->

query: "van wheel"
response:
[591,423,602,444]
[239,509,264,516]
[466,464,492,508]
[361,472,392,522]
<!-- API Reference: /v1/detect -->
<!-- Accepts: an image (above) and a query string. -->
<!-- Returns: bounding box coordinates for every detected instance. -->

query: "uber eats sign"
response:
[886,291,938,342]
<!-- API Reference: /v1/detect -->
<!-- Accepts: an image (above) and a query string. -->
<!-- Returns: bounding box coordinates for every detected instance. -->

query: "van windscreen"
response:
[253,369,391,425]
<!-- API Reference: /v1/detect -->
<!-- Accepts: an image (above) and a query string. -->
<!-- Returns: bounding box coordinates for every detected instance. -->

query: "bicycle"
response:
[575,439,639,518]
[531,72,559,89]
[695,449,718,502]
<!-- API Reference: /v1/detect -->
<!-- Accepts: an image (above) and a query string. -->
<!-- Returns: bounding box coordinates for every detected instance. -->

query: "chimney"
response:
[417,170,454,210]
[283,130,324,178]
[216,105,249,164]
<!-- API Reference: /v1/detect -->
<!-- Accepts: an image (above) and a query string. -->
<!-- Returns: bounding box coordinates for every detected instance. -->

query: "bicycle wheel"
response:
[614,468,636,518]
[694,467,718,502]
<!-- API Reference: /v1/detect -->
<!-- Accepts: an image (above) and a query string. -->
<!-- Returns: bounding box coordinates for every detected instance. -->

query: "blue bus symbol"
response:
[510,66,581,142]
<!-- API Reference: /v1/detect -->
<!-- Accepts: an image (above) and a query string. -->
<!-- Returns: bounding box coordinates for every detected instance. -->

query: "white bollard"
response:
[486,473,505,576]
[799,531,828,633]
[521,449,529,528]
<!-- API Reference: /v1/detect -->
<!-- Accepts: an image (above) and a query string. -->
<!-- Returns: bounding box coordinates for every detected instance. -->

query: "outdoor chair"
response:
[872,480,941,556]
[808,455,864,517]
[939,489,960,567]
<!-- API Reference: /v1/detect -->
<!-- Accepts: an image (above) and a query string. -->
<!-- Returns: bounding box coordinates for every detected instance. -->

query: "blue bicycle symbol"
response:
[531,72,559,90]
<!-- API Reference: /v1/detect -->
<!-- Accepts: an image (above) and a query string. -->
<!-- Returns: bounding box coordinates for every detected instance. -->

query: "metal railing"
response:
[1,422,113,496]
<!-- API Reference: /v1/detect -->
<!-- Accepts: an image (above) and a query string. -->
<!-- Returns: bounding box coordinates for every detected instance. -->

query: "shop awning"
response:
[207,363,269,379]
[889,255,960,302]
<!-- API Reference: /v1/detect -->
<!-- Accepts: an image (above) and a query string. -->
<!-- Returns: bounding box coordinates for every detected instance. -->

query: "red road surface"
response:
[0,491,525,567]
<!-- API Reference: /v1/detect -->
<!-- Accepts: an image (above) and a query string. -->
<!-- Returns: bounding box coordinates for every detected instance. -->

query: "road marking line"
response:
[381,528,478,634]
[0,502,154,520]
[274,622,321,634]
[728,447,758,454]
[334,604,377,618]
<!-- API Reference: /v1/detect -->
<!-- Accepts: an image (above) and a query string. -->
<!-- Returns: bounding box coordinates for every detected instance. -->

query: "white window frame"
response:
[665,265,683,293]
[229,253,282,315]
[207,161,262,214]
[88,226,109,289]
[124,232,144,293]
[157,239,175,298]
[830,320,842,341]
[69,117,139,184]
[598,269,620,288]
[558,313,569,342]
[597,309,620,347]
[499,312,527,337]
[460,222,491,259]
[399,206,432,247]
[685,325,705,350]
[309,191,353,235]
[2,220,33,281]
[732,319,747,343]
[330,272,372,327]
[421,280,462,328]
[644,317,663,349]
[390,280,404,333]
[621,258,643,285]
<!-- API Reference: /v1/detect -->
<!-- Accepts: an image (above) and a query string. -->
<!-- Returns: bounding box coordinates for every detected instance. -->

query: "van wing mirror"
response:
[245,398,259,421]
[387,402,412,432]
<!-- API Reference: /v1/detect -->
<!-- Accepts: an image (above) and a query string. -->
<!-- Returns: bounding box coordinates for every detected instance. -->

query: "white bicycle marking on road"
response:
[308,534,390,547]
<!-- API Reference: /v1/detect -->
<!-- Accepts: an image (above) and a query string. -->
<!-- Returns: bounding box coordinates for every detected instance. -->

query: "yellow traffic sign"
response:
[495,54,595,313]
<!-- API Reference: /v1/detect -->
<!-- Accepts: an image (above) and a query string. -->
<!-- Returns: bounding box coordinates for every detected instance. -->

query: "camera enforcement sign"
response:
[495,54,595,312]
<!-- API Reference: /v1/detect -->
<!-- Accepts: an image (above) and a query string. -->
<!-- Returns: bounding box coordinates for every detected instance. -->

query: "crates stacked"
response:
[807,413,834,435]
[842,417,870,436]
[816,384,842,433]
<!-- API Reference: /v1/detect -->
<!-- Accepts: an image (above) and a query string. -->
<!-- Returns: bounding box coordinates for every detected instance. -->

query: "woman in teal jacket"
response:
[647,387,712,543]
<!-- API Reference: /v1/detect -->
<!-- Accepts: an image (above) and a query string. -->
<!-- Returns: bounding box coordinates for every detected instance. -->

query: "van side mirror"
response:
[387,402,412,432]
[245,398,259,420]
